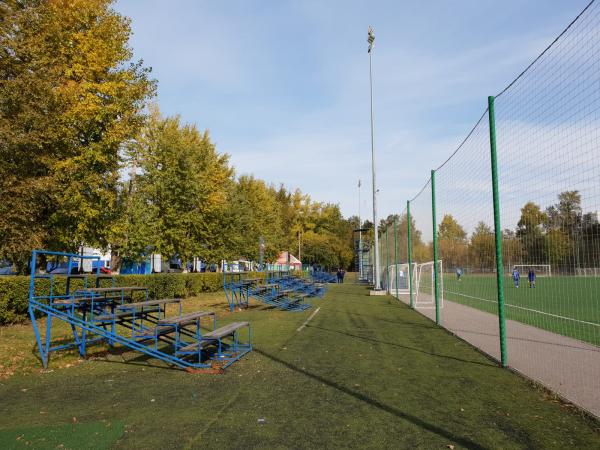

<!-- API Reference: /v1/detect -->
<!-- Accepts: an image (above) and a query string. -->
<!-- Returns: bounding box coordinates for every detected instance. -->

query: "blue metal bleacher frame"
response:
[223,269,327,312]
[29,250,251,372]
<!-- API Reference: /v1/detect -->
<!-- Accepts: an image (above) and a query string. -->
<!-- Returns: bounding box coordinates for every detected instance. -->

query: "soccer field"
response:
[442,274,600,346]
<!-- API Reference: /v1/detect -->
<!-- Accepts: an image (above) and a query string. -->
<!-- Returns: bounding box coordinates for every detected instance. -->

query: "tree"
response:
[438,214,467,242]
[0,0,155,270]
[410,218,431,263]
[546,191,582,238]
[516,202,547,263]
[469,222,494,271]
[580,213,600,268]
[378,214,401,267]
[544,229,570,267]
[300,230,352,270]
[115,108,233,264]
[0,1,360,272]
[223,175,285,262]
[502,229,524,271]
[437,214,467,269]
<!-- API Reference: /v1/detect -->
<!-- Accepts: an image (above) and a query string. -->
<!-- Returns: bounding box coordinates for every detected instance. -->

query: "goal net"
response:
[386,263,417,297]
[415,260,443,309]
[575,267,600,277]
[511,264,551,277]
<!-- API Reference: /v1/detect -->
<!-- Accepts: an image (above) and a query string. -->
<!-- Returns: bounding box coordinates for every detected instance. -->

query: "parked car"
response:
[0,260,15,275]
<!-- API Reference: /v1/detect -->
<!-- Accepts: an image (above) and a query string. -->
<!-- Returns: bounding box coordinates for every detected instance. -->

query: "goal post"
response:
[414,260,443,308]
[386,263,417,297]
[511,264,551,277]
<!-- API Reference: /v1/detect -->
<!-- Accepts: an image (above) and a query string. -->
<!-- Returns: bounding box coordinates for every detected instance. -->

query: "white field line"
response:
[297,307,321,332]
[445,290,600,328]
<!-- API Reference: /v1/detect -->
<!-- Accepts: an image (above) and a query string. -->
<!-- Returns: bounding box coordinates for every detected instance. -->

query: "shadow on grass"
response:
[321,308,437,329]
[306,324,495,368]
[254,347,490,450]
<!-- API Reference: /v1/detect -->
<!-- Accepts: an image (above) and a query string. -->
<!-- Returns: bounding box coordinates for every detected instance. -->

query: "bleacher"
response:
[223,270,326,312]
[28,250,251,372]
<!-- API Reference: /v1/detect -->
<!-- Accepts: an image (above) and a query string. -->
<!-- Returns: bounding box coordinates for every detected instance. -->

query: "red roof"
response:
[275,251,302,266]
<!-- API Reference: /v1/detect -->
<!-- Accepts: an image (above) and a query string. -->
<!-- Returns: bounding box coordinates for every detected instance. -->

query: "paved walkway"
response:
[396,293,600,418]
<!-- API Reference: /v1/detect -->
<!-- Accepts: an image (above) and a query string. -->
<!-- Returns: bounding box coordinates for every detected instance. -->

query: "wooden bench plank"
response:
[117,298,181,309]
[202,322,248,339]
[72,295,127,303]
[157,311,215,326]
[134,310,216,338]
[93,309,158,322]
[136,326,175,338]
[179,322,249,351]
[77,286,147,293]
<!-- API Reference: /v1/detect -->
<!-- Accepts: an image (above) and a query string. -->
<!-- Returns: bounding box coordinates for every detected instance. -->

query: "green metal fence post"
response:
[431,169,440,324]
[407,200,414,308]
[393,216,399,298]
[385,226,390,292]
[488,95,508,368]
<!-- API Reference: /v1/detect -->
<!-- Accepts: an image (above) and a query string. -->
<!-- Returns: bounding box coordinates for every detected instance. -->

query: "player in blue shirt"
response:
[456,267,463,281]
[512,268,520,288]
[528,269,536,288]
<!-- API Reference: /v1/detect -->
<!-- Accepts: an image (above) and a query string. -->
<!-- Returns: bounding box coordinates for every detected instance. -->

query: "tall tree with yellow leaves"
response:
[0,0,155,270]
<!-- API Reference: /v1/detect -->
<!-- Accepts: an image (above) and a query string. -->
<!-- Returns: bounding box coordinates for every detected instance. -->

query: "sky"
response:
[114,0,592,223]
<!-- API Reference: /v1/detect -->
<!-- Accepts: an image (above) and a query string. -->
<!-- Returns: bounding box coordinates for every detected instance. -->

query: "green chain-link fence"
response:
[367,0,600,417]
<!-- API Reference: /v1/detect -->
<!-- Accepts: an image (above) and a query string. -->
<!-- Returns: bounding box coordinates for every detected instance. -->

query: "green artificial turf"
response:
[0,421,124,450]
[441,275,600,345]
[0,283,598,449]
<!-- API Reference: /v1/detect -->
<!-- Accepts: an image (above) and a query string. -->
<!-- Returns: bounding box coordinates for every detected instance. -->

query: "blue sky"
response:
[115,0,591,221]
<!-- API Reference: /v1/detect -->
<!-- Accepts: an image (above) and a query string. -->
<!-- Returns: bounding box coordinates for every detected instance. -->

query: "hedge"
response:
[0,272,233,326]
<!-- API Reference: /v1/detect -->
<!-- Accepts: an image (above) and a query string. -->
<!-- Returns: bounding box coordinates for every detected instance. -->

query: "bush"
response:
[0,276,30,324]
[0,272,227,325]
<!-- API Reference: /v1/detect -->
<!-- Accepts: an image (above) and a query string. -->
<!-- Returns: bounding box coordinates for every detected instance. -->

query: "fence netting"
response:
[434,114,497,328]
[493,0,600,411]
[374,0,600,417]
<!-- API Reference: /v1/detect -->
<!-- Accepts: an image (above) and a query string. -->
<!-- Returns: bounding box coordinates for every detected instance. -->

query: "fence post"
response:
[488,95,508,368]
[431,170,440,324]
[393,216,399,298]
[385,226,390,292]
[407,200,414,308]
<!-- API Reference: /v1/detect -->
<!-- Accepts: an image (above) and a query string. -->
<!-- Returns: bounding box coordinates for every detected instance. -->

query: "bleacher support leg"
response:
[29,307,48,368]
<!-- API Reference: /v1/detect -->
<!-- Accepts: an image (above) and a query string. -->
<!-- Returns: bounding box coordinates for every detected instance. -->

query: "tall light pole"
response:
[368,26,381,290]
[358,179,363,280]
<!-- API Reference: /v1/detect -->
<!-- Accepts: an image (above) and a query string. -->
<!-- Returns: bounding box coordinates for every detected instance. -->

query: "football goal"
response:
[414,260,443,308]
[385,263,417,297]
[512,264,551,277]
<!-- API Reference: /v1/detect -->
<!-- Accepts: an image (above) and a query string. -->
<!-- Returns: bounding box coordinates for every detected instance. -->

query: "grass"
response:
[0,292,231,379]
[0,283,598,449]
[437,275,600,345]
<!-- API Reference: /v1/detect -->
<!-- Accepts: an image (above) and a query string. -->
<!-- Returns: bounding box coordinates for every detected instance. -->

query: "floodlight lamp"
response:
[367,26,375,52]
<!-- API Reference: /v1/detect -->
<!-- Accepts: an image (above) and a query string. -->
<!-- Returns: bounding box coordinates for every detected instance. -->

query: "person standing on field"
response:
[528,269,536,288]
[512,267,520,288]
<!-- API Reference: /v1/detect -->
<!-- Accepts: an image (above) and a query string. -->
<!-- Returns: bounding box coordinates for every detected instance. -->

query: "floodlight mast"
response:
[368,26,381,290]
[358,179,363,280]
